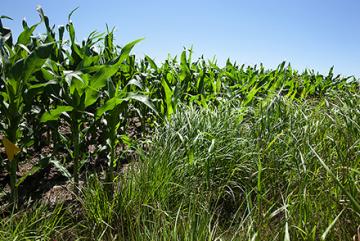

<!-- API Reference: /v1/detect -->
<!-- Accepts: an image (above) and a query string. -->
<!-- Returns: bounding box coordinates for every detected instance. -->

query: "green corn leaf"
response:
[0,16,13,46]
[50,158,71,178]
[77,56,100,70]
[28,80,58,90]
[40,67,58,81]
[96,93,156,119]
[116,38,143,65]
[17,21,40,45]
[17,43,31,54]
[197,69,205,95]
[106,77,116,97]
[84,89,99,107]
[243,85,260,106]
[145,55,158,70]
[161,78,174,117]
[16,157,50,187]
[125,93,157,114]
[25,80,58,98]
[68,7,79,22]
[96,97,124,118]
[88,65,118,91]
[13,43,54,82]
[126,78,143,89]
[66,22,83,60]
[104,26,114,55]
[85,38,143,107]
[40,105,73,122]
[180,50,189,70]
[0,16,13,21]
[69,73,86,95]
[36,6,51,33]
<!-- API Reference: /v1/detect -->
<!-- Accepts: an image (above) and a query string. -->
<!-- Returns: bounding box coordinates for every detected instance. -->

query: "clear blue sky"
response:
[2,0,360,77]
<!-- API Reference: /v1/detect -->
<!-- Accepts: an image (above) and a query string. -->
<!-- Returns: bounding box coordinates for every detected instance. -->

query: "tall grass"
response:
[0,204,70,240]
[2,90,357,240]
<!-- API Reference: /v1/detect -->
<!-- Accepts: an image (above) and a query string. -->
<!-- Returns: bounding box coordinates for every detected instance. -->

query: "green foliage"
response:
[0,8,359,240]
[0,203,69,240]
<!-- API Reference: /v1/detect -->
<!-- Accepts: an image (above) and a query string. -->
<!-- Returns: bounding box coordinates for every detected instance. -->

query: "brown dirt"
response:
[0,115,150,213]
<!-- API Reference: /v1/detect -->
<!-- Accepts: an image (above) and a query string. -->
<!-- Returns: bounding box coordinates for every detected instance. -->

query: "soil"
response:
[0,116,148,214]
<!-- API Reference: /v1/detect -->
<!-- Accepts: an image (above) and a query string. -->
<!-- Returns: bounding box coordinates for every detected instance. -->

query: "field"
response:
[0,9,359,240]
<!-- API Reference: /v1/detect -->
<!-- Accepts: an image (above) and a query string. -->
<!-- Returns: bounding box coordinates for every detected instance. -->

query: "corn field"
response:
[0,8,359,241]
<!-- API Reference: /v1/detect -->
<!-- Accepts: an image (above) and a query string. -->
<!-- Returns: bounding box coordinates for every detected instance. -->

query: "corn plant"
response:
[0,15,54,207]
[40,14,144,190]
[96,77,156,192]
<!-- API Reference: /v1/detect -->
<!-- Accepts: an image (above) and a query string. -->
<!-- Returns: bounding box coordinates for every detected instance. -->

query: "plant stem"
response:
[105,126,116,195]
[9,156,18,209]
[72,117,80,193]
[8,121,19,209]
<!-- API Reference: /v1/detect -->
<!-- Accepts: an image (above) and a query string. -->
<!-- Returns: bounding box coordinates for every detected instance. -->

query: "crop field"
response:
[0,8,359,241]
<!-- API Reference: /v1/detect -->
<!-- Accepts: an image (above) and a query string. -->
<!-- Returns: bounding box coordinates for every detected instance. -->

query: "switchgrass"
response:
[122,91,359,240]
[0,204,70,240]
[2,90,358,240]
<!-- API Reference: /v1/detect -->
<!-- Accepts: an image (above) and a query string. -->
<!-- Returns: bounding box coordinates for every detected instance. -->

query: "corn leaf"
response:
[40,105,73,122]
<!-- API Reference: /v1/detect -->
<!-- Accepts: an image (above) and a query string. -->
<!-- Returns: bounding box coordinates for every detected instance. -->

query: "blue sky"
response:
[2,0,360,77]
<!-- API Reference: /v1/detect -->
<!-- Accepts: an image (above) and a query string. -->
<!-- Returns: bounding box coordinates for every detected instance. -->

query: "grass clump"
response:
[0,204,71,240]
[130,93,359,240]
